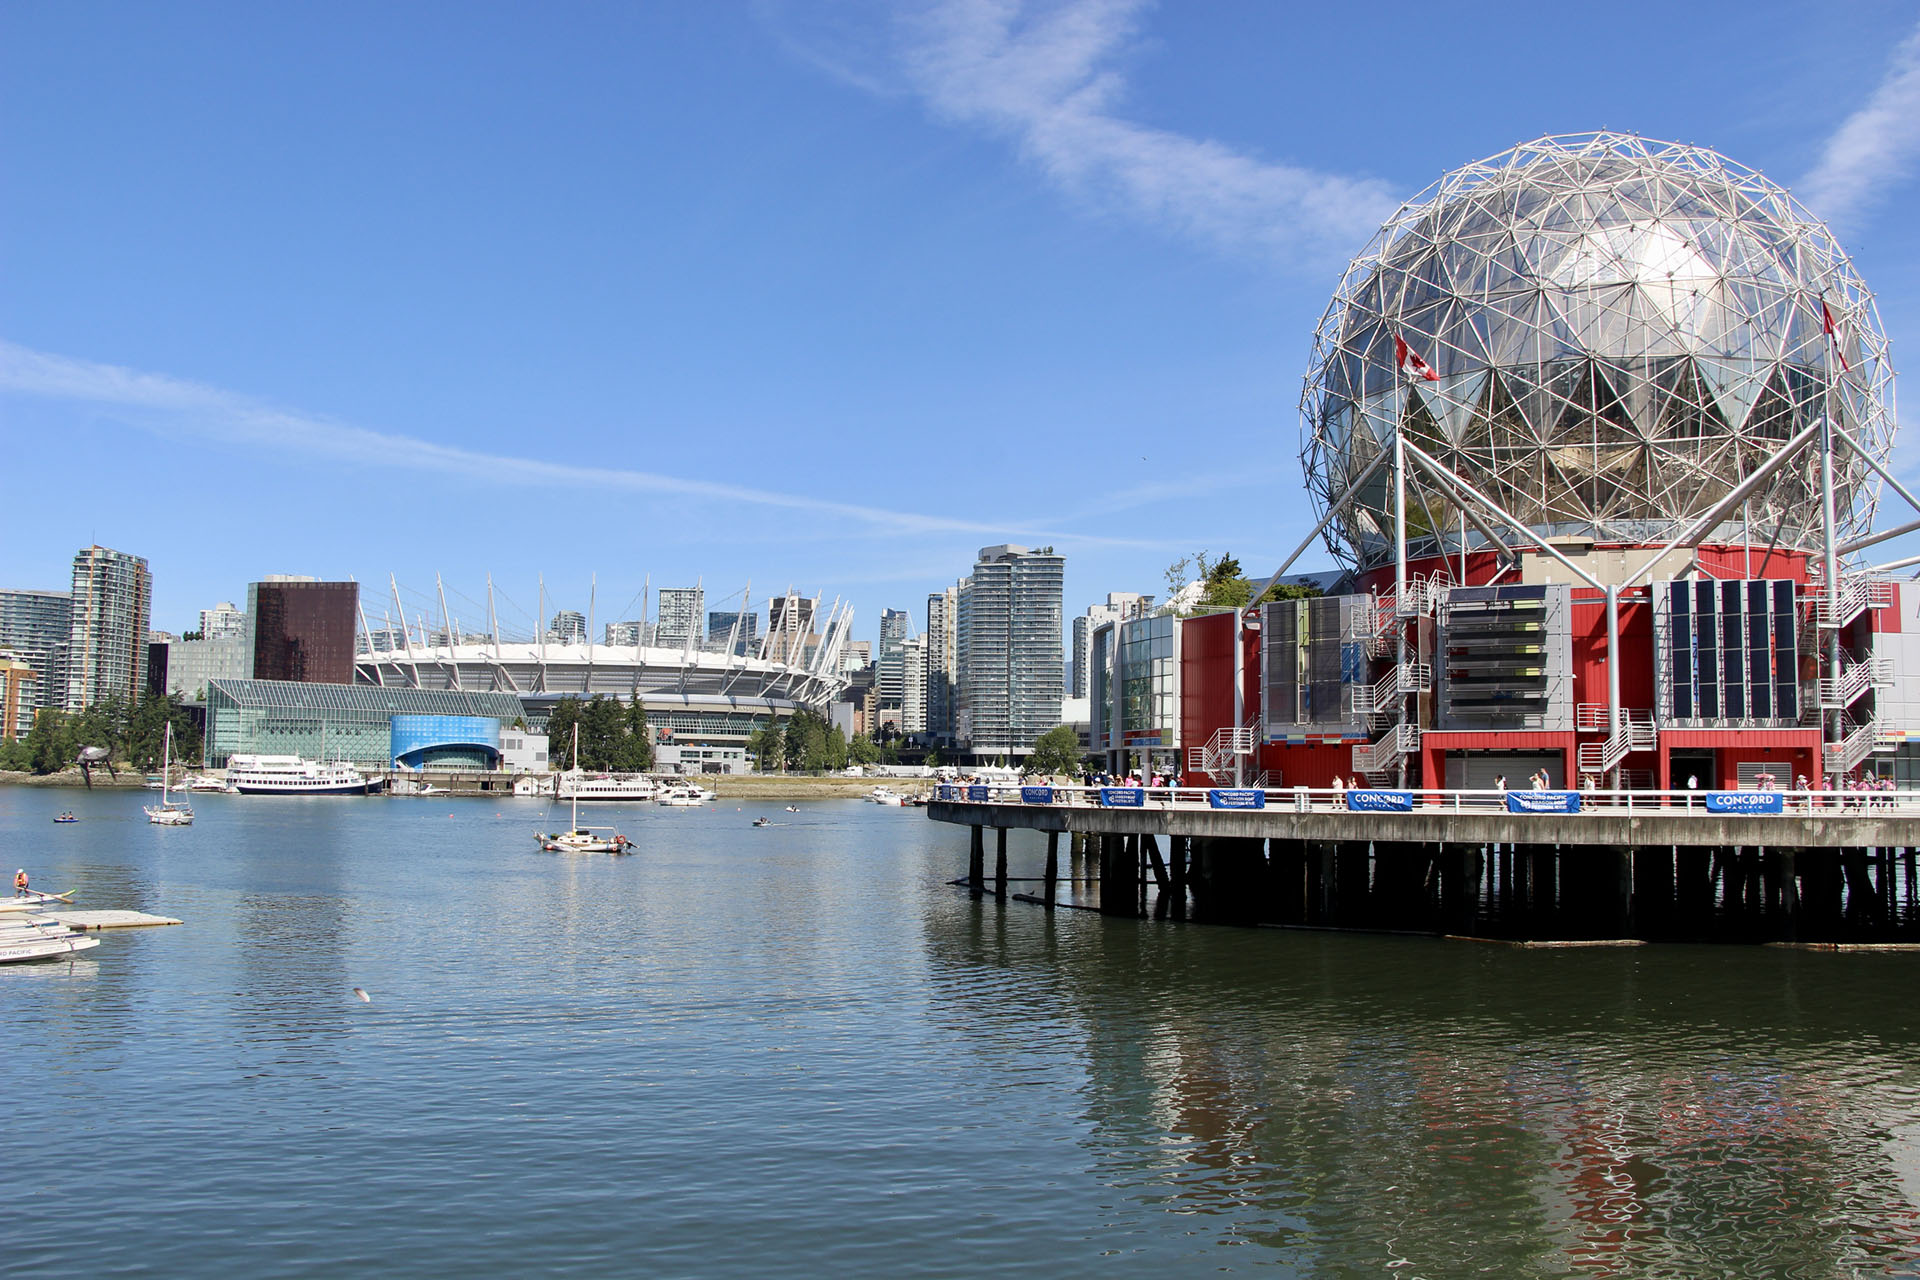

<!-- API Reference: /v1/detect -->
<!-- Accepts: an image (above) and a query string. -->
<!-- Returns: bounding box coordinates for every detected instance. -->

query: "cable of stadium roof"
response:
[353,576,855,711]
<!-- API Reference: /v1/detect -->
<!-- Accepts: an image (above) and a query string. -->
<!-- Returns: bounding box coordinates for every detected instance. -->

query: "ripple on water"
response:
[7,794,1920,1277]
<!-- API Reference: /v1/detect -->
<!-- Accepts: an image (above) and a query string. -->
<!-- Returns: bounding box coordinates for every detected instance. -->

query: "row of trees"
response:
[543,695,653,772]
[0,691,205,775]
[745,709,908,774]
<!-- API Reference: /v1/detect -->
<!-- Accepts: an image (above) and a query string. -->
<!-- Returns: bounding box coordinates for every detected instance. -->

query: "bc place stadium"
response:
[200,579,854,772]
[353,580,856,743]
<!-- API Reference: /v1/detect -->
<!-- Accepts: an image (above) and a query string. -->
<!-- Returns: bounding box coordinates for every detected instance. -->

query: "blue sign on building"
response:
[1348,790,1414,812]
[1506,791,1581,814]
[1208,789,1267,809]
[1020,786,1054,805]
[1100,787,1146,808]
[1705,791,1784,815]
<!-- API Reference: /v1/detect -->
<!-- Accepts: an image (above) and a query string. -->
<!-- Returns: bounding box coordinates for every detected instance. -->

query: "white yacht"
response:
[869,786,906,806]
[225,755,385,795]
[556,772,659,802]
[656,783,705,807]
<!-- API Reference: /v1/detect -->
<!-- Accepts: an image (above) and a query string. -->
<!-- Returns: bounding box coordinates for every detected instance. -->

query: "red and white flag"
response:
[1822,300,1851,373]
[1395,334,1440,381]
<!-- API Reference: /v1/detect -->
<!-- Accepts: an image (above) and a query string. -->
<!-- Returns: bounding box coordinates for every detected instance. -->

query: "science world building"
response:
[1094,133,1914,793]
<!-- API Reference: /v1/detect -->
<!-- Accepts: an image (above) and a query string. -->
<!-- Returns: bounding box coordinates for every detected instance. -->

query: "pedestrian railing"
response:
[930,782,1920,816]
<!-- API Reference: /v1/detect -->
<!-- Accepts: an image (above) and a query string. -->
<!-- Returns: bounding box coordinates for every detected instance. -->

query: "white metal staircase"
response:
[1825,713,1899,775]
[1185,723,1257,781]
[1818,657,1895,709]
[1353,723,1420,775]
[1811,580,1894,630]
[1575,708,1657,774]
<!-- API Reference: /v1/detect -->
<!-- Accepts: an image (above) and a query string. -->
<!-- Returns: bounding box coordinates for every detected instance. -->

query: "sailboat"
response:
[535,724,632,854]
[144,722,194,826]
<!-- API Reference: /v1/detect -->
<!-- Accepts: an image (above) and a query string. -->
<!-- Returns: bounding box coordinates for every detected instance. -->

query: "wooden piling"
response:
[1044,831,1059,907]
[968,825,984,890]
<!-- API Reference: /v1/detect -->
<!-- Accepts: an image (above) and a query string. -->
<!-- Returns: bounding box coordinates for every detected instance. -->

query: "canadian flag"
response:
[1821,301,1851,373]
[1395,334,1439,381]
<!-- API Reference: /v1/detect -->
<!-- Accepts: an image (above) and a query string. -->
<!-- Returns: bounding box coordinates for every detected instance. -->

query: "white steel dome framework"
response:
[1300,132,1896,573]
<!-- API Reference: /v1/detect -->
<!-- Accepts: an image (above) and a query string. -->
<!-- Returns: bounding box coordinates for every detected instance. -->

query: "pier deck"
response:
[929,786,1920,944]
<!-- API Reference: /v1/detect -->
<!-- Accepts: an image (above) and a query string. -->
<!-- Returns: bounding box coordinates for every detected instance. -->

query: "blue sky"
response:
[5,0,1919,644]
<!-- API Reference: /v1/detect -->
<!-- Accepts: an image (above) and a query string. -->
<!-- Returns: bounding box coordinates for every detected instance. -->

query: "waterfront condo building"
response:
[66,545,151,711]
[0,587,72,728]
[955,545,1064,761]
[548,610,587,645]
[0,654,38,739]
[248,577,358,685]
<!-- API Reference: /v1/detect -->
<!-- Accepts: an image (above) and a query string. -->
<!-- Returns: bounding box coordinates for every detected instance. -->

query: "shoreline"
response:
[0,770,929,801]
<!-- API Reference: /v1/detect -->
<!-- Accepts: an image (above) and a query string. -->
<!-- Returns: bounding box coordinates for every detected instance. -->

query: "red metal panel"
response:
[1178,613,1234,784]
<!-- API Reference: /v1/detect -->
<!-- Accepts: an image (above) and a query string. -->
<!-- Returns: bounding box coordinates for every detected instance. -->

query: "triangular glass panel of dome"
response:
[1693,356,1765,436]
[1360,390,1402,445]
[1433,370,1486,444]
[1438,304,1490,368]
[1400,386,1448,456]
[1743,368,1799,442]
[1513,360,1583,440]
[1656,358,1732,441]
[1602,357,1660,434]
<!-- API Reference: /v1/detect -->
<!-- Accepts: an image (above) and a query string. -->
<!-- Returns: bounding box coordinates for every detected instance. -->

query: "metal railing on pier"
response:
[931,782,1920,816]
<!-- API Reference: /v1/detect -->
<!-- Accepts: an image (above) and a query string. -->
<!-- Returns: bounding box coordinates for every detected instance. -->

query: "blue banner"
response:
[1020,786,1054,805]
[966,785,989,803]
[1347,790,1414,812]
[1705,790,1784,815]
[1208,788,1267,809]
[1506,790,1581,814]
[1100,787,1146,808]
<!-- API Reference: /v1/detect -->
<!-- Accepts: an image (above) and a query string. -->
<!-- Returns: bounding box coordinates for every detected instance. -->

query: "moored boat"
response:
[145,722,194,826]
[556,772,659,802]
[225,755,384,795]
[534,724,634,854]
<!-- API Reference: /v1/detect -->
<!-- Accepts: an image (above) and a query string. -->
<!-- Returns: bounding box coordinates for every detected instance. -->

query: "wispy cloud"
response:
[0,339,1150,548]
[1799,20,1920,229]
[806,0,1399,263]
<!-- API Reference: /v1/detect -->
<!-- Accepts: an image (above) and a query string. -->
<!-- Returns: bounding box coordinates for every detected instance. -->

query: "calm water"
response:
[7,787,1920,1278]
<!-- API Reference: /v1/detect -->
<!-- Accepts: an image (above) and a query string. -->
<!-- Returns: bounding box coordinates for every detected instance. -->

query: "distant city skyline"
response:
[5,6,1918,637]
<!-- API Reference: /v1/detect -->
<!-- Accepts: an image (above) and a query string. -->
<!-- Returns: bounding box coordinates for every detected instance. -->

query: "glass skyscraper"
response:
[955,545,1064,759]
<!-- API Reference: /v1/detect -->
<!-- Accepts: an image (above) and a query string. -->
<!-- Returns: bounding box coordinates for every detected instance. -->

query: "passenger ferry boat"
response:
[555,772,659,802]
[224,755,385,795]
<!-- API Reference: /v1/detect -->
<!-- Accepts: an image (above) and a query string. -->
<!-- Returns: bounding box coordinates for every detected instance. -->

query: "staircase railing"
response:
[1818,657,1895,709]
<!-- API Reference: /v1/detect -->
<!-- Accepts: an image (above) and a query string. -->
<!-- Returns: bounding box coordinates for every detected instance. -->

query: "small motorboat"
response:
[752,817,772,827]
[784,805,799,813]
[52,813,77,824]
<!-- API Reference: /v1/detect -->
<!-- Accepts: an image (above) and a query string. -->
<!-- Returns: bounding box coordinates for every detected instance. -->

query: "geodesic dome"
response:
[1300,132,1896,573]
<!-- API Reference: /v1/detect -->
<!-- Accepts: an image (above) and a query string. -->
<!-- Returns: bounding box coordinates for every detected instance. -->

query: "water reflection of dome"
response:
[1300,132,1896,572]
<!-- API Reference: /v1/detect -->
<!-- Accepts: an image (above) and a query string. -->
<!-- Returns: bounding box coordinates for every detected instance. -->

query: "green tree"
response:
[747,723,785,772]
[24,707,75,775]
[579,695,626,769]
[545,697,583,769]
[1164,550,1322,616]
[848,732,880,765]
[613,698,654,772]
[1028,724,1082,777]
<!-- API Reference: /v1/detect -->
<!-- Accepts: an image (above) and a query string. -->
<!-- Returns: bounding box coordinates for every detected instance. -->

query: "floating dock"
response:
[45,910,183,930]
